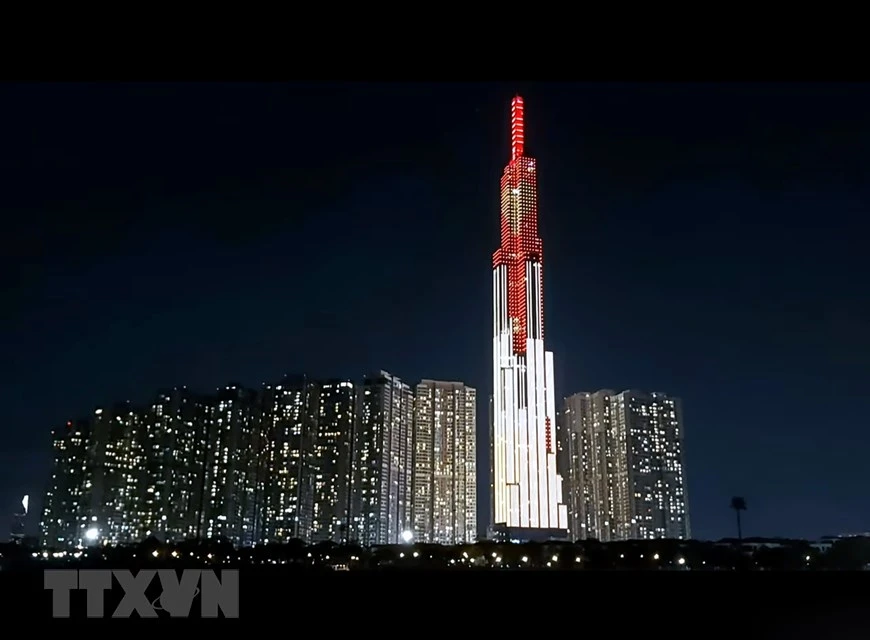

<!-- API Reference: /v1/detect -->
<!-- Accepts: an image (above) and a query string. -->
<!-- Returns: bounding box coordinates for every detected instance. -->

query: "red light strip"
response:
[511,96,525,160]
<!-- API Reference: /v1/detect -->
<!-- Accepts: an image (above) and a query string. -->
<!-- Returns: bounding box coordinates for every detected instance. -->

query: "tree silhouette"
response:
[730,497,747,542]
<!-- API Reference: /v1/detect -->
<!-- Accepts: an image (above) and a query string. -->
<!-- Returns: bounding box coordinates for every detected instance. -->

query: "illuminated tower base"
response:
[490,524,570,543]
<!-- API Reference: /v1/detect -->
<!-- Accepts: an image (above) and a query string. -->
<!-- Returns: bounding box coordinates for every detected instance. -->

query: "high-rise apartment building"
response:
[44,371,488,549]
[147,387,207,542]
[41,420,90,547]
[412,380,477,544]
[69,396,205,546]
[41,394,212,548]
[82,402,147,546]
[559,390,690,541]
[258,376,318,543]
[311,379,355,543]
[558,391,613,541]
[491,96,567,538]
[197,385,260,545]
[64,387,263,547]
[351,371,414,546]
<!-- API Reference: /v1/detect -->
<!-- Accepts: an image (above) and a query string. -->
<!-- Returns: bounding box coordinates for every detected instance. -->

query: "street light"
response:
[401,530,414,544]
[84,527,99,542]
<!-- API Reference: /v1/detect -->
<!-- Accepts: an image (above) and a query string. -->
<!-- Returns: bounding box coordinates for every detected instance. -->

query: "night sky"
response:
[3,82,868,541]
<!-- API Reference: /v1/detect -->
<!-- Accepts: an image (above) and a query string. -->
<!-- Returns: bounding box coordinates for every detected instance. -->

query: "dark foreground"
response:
[2,565,868,636]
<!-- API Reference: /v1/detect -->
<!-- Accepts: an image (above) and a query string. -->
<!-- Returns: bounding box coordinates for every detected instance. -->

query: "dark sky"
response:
[2,82,868,541]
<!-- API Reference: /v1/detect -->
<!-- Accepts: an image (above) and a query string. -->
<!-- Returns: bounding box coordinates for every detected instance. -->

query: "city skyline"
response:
[39,365,700,547]
[4,83,868,541]
[39,372,482,547]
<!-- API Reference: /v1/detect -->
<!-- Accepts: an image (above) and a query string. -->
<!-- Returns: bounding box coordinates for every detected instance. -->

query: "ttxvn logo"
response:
[44,569,239,618]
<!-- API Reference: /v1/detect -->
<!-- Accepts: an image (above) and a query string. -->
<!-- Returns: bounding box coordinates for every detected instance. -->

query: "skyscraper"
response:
[351,371,414,546]
[195,385,260,545]
[559,390,691,541]
[491,96,567,538]
[11,495,28,543]
[412,380,477,544]
[147,387,208,542]
[311,379,356,543]
[82,402,146,546]
[558,391,617,541]
[40,420,90,548]
[258,376,318,543]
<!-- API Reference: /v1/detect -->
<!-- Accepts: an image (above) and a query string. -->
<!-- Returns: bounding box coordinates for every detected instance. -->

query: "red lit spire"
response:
[511,95,525,160]
[494,95,542,354]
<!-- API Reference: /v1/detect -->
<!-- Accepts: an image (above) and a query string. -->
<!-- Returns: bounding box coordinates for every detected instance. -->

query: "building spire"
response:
[511,95,525,160]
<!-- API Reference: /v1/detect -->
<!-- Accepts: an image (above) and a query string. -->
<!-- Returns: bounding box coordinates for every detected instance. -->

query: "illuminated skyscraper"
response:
[10,495,27,543]
[193,385,261,545]
[558,391,616,541]
[258,377,318,543]
[351,371,414,546]
[559,390,691,541]
[412,380,477,544]
[491,96,568,537]
[311,379,356,543]
[81,402,147,546]
[146,387,207,542]
[40,420,90,548]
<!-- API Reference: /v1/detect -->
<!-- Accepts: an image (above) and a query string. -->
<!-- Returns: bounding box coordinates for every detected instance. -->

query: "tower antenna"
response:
[510,95,525,160]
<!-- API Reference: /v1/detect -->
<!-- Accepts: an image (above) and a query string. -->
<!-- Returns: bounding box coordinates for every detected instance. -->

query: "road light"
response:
[401,530,413,544]
[84,527,99,542]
